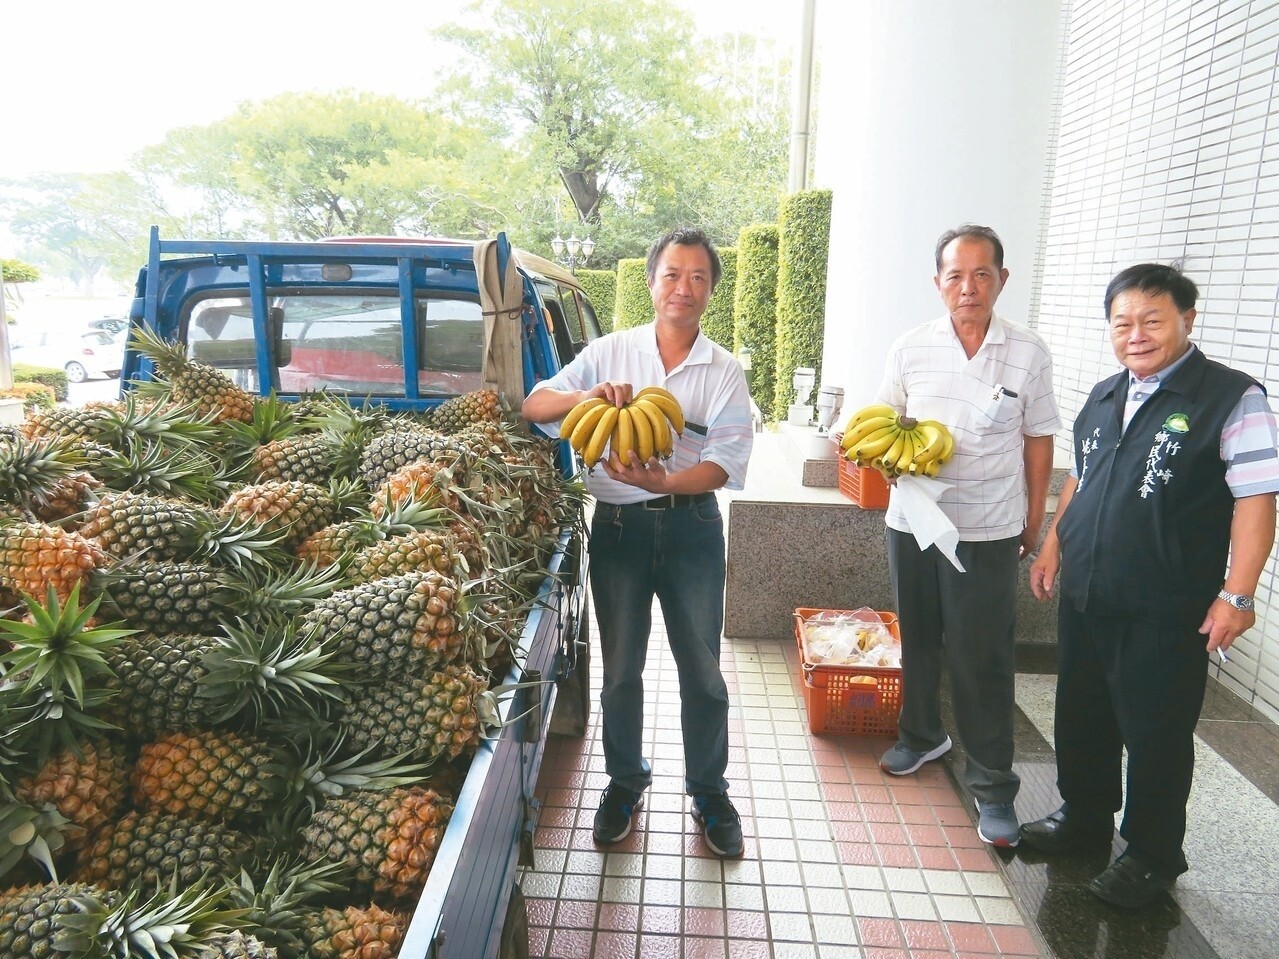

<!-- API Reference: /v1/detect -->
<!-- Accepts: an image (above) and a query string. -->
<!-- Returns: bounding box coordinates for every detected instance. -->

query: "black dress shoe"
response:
[1088,852,1177,908]
[1018,806,1113,853]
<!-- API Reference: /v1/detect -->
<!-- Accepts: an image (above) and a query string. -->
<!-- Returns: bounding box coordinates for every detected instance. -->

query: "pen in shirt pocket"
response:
[993,384,1019,401]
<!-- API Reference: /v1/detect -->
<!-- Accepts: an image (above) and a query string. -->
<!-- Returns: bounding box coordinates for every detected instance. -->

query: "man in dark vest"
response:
[1024,263,1279,908]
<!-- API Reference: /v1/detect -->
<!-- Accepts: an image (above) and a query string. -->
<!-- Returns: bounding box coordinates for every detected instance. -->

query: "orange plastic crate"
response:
[793,608,902,737]
[837,460,890,509]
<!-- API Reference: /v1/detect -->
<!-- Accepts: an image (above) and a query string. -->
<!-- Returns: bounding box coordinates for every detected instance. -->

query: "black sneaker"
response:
[691,792,744,858]
[593,783,643,844]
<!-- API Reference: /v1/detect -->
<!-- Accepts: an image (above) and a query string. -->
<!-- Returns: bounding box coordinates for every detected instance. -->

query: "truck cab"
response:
[123,227,598,959]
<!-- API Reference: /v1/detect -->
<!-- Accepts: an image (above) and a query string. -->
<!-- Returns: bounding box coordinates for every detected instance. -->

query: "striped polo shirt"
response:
[1115,344,1279,497]
[530,322,755,504]
[877,312,1062,541]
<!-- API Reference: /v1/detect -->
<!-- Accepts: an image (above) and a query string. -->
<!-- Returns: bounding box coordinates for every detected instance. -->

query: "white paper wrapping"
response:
[894,475,965,572]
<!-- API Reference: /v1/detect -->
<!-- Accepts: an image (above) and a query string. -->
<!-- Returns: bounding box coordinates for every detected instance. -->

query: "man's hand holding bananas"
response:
[839,403,955,480]
[561,386,686,472]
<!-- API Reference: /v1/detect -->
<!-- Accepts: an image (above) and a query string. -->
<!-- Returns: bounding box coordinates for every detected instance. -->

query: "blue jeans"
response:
[589,496,730,796]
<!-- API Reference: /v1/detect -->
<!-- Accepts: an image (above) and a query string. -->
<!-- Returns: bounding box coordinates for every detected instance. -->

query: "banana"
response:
[612,406,637,467]
[581,405,619,469]
[920,458,942,478]
[840,414,896,451]
[893,430,922,476]
[568,401,612,453]
[848,423,899,461]
[875,429,910,475]
[634,388,685,435]
[634,399,674,458]
[842,403,898,433]
[911,422,947,465]
[559,396,608,442]
[627,400,656,463]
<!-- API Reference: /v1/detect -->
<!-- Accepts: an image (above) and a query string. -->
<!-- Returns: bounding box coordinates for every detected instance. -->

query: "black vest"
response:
[1057,348,1258,620]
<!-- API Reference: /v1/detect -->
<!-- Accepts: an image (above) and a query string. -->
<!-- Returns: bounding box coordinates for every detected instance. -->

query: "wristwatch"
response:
[1217,589,1255,612]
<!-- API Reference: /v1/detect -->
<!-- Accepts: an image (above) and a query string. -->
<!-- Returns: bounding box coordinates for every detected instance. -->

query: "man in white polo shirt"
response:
[521,227,754,858]
[874,224,1060,848]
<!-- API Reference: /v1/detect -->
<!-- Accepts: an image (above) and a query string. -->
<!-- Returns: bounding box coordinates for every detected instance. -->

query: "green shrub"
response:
[732,226,780,414]
[1,381,57,414]
[614,259,651,330]
[13,365,69,403]
[576,269,618,334]
[700,246,736,351]
[771,190,832,422]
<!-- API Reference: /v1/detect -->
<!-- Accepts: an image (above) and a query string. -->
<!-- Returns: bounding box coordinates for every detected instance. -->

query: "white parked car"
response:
[9,328,127,383]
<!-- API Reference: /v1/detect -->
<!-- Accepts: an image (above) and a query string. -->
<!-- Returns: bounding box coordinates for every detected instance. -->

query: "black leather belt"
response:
[637,492,715,510]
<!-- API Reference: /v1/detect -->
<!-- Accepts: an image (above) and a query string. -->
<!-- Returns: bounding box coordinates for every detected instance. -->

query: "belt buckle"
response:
[643,495,674,510]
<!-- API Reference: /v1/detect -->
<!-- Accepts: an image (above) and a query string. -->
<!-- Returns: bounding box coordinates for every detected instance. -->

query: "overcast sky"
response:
[0,0,791,181]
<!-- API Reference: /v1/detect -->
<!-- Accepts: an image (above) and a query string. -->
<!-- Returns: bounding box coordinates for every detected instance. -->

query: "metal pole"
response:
[788,0,818,193]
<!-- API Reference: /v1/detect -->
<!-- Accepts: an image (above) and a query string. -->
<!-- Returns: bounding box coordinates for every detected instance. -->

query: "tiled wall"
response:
[1035,0,1279,720]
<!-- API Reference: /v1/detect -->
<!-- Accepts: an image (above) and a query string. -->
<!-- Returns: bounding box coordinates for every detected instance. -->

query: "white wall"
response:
[813,0,1066,408]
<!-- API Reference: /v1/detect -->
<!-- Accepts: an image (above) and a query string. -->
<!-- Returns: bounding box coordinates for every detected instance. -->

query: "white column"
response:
[813,0,1065,408]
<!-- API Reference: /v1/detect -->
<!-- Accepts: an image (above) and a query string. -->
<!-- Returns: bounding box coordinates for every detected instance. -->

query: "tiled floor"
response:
[521,617,1044,958]
[520,603,1279,959]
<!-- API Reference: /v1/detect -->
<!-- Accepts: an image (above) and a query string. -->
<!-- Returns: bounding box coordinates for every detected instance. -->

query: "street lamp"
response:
[550,232,595,271]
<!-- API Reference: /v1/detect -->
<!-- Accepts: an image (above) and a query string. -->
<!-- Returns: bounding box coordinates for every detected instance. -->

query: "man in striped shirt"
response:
[1025,263,1279,908]
[874,224,1061,851]
[522,227,754,858]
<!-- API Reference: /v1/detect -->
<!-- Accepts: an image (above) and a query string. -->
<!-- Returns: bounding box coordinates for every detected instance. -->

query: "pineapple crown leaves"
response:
[0,583,136,706]
[216,857,349,958]
[128,323,197,380]
[92,441,225,504]
[0,799,72,883]
[226,563,347,622]
[0,433,86,510]
[94,393,226,453]
[0,683,120,769]
[198,619,351,729]
[192,513,292,572]
[273,731,433,823]
[58,875,249,959]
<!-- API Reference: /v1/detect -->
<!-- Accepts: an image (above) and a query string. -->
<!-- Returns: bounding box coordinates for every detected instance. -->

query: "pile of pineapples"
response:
[0,330,583,958]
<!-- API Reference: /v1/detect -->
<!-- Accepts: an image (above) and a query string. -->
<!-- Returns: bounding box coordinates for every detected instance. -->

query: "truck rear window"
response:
[184,293,484,396]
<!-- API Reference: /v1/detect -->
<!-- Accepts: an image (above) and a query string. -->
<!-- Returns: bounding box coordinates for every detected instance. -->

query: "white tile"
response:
[604,852,644,877]
[882,866,927,893]
[806,886,853,915]
[795,838,839,863]
[977,897,1025,925]
[642,877,682,906]
[964,872,1013,898]
[922,870,968,896]
[891,891,938,921]
[726,882,767,910]
[762,859,804,885]
[933,894,982,923]
[723,857,763,885]
[812,913,858,944]
[684,857,723,883]
[600,876,642,904]
[847,889,894,917]
[684,879,725,909]
[841,865,884,891]
[769,911,817,943]
[766,885,810,913]
[801,861,845,889]
[519,871,561,898]
[642,854,682,880]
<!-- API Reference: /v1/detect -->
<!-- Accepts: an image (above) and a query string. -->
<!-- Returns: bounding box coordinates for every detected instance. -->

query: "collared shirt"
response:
[877,312,1061,540]
[530,323,754,504]
[1108,344,1279,497]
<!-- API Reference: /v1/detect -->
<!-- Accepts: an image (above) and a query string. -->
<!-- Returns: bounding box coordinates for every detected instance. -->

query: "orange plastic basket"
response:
[793,608,902,737]
[837,460,890,509]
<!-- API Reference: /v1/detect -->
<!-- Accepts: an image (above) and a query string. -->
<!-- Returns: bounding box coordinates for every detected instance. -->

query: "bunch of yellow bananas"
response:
[560,386,686,470]
[840,403,954,479]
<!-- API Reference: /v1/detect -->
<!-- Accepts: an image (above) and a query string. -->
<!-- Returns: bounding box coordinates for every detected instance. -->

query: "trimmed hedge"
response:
[732,226,780,416]
[614,259,651,331]
[699,246,736,351]
[12,364,69,403]
[1,381,57,414]
[575,269,618,334]
[771,190,832,422]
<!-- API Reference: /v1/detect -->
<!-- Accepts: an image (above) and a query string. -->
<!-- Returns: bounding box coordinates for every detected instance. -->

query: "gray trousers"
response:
[886,527,1021,803]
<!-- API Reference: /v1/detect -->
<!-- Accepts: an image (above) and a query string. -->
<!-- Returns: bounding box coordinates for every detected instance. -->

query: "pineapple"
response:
[368,459,463,517]
[91,440,225,503]
[20,401,121,443]
[0,432,93,521]
[298,903,409,959]
[430,388,503,434]
[348,527,469,584]
[359,427,470,490]
[0,882,123,959]
[129,324,257,424]
[338,663,488,763]
[198,931,279,959]
[0,800,74,884]
[13,739,132,851]
[72,808,254,890]
[221,480,349,549]
[0,520,108,604]
[298,570,463,678]
[296,498,453,570]
[130,730,426,827]
[102,622,344,739]
[299,785,453,901]
[95,561,235,635]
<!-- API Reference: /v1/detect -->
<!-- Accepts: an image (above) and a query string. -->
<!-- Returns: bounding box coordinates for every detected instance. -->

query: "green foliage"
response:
[733,225,780,413]
[0,382,58,413]
[614,259,652,331]
[12,365,69,403]
[576,269,618,334]
[700,247,737,350]
[771,190,832,422]
[1,258,39,283]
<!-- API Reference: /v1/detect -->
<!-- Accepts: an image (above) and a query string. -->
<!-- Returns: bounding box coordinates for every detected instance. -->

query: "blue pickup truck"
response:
[123,226,602,959]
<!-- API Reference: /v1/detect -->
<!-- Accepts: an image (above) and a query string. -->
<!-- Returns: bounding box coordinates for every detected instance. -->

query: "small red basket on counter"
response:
[793,607,902,737]
[837,460,891,509]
